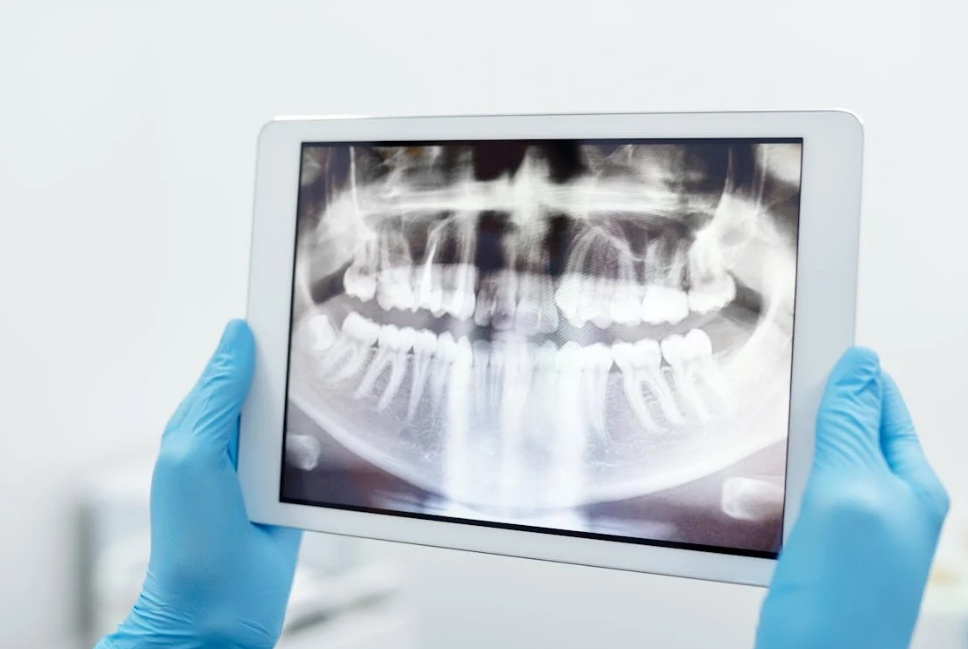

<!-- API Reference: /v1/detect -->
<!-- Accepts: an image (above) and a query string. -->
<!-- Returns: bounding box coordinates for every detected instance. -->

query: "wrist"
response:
[95,590,279,649]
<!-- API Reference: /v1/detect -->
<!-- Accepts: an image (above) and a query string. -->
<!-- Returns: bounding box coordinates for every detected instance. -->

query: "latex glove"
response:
[755,347,949,649]
[97,320,302,649]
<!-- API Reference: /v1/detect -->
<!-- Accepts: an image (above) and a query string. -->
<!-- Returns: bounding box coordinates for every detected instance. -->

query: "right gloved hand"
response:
[754,347,949,649]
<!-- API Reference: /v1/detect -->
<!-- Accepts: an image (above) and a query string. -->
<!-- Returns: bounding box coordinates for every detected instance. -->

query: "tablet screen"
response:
[282,139,801,558]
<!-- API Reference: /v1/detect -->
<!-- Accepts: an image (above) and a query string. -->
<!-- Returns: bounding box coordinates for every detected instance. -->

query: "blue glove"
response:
[96,320,302,649]
[755,347,949,649]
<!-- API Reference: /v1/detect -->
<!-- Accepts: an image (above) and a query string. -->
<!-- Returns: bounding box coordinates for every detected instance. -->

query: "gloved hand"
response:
[755,347,949,649]
[96,320,303,649]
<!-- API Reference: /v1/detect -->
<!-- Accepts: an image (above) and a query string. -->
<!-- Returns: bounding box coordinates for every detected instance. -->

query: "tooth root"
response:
[536,275,560,333]
[353,324,399,399]
[473,276,497,327]
[445,264,478,319]
[430,332,457,416]
[491,271,518,331]
[416,241,444,313]
[514,273,541,335]
[472,340,491,418]
[684,328,735,414]
[488,342,506,417]
[583,343,613,435]
[376,327,415,411]
[632,339,686,426]
[661,333,712,423]
[555,273,586,328]
[612,342,658,432]
[405,330,438,421]
[328,315,379,383]
[500,341,533,435]
[443,336,473,502]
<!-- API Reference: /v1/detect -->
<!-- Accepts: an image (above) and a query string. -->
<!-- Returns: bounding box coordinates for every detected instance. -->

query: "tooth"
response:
[500,340,533,438]
[632,338,685,425]
[535,275,560,333]
[343,236,379,302]
[577,277,606,327]
[557,341,590,439]
[377,326,415,411]
[612,342,658,432]
[473,275,498,327]
[376,266,416,311]
[472,340,491,419]
[488,340,507,417]
[661,333,711,422]
[428,332,456,417]
[687,229,736,314]
[641,285,689,324]
[583,343,613,435]
[443,334,473,501]
[406,329,438,421]
[415,241,444,314]
[353,324,400,399]
[610,281,642,326]
[514,273,541,335]
[547,342,586,504]
[445,264,478,319]
[328,314,379,383]
[687,274,737,314]
[683,328,734,414]
[307,312,337,352]
[554,273,586,328]
[491,270,518,331]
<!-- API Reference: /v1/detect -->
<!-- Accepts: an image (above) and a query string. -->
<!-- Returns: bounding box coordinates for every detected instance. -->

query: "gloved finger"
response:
[182,320,255,450]
[812,346,885,470]
[880,372,949,515]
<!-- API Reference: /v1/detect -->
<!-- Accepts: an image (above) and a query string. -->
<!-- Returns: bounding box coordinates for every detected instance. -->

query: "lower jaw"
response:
[287,298,793,514]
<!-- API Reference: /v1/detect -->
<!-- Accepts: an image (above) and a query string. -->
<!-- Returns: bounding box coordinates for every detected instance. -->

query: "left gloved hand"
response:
[96,320,303,649]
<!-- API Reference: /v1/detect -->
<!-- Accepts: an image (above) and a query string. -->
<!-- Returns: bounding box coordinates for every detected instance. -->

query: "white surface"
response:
[241,111,863,587]
[0,1,965,648]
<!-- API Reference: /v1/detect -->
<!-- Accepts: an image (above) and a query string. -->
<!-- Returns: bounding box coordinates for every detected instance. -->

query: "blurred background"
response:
[1,1,966,648]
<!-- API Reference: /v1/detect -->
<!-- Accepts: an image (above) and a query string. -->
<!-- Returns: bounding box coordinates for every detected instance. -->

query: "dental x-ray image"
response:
[282,138,802,557]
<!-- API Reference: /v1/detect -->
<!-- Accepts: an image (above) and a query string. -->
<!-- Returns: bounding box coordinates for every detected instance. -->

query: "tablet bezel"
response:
[239,111,863,587]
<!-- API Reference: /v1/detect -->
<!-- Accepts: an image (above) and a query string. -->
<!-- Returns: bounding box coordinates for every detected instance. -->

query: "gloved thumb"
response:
[812,346,885,470]
[182,319,255,450]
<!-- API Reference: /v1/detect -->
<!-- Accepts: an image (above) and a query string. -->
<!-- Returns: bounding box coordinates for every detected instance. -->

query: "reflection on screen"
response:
[281,139,802,558]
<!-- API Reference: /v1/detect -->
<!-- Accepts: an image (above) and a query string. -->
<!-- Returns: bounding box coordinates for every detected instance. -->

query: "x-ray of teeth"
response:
[284,138,802,555]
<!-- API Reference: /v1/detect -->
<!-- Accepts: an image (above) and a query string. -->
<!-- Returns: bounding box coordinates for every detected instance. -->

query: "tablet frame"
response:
[239,111,864,587]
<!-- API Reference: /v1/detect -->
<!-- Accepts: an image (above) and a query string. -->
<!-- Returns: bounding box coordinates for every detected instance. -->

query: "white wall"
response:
[1,1,966,647]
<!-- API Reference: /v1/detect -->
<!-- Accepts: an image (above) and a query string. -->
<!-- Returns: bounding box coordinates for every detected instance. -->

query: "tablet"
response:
[239,111,863,586]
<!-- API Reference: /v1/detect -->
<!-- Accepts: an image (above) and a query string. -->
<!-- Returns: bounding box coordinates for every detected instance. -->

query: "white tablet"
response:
[239,111,863,586]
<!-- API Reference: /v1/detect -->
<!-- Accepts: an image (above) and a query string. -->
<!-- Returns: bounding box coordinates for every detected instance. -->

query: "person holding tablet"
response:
[94,319,949,649]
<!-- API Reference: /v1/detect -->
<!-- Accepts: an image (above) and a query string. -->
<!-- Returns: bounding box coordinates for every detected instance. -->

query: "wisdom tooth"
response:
[687,228,736,314]
[308,312,337,352]
[343,235,379,302]
[406,329,438,421]
[661,332,712,422]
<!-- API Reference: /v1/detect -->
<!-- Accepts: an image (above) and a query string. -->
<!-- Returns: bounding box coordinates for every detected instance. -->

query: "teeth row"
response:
[308,312,732,431]
[346,265,735,328]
